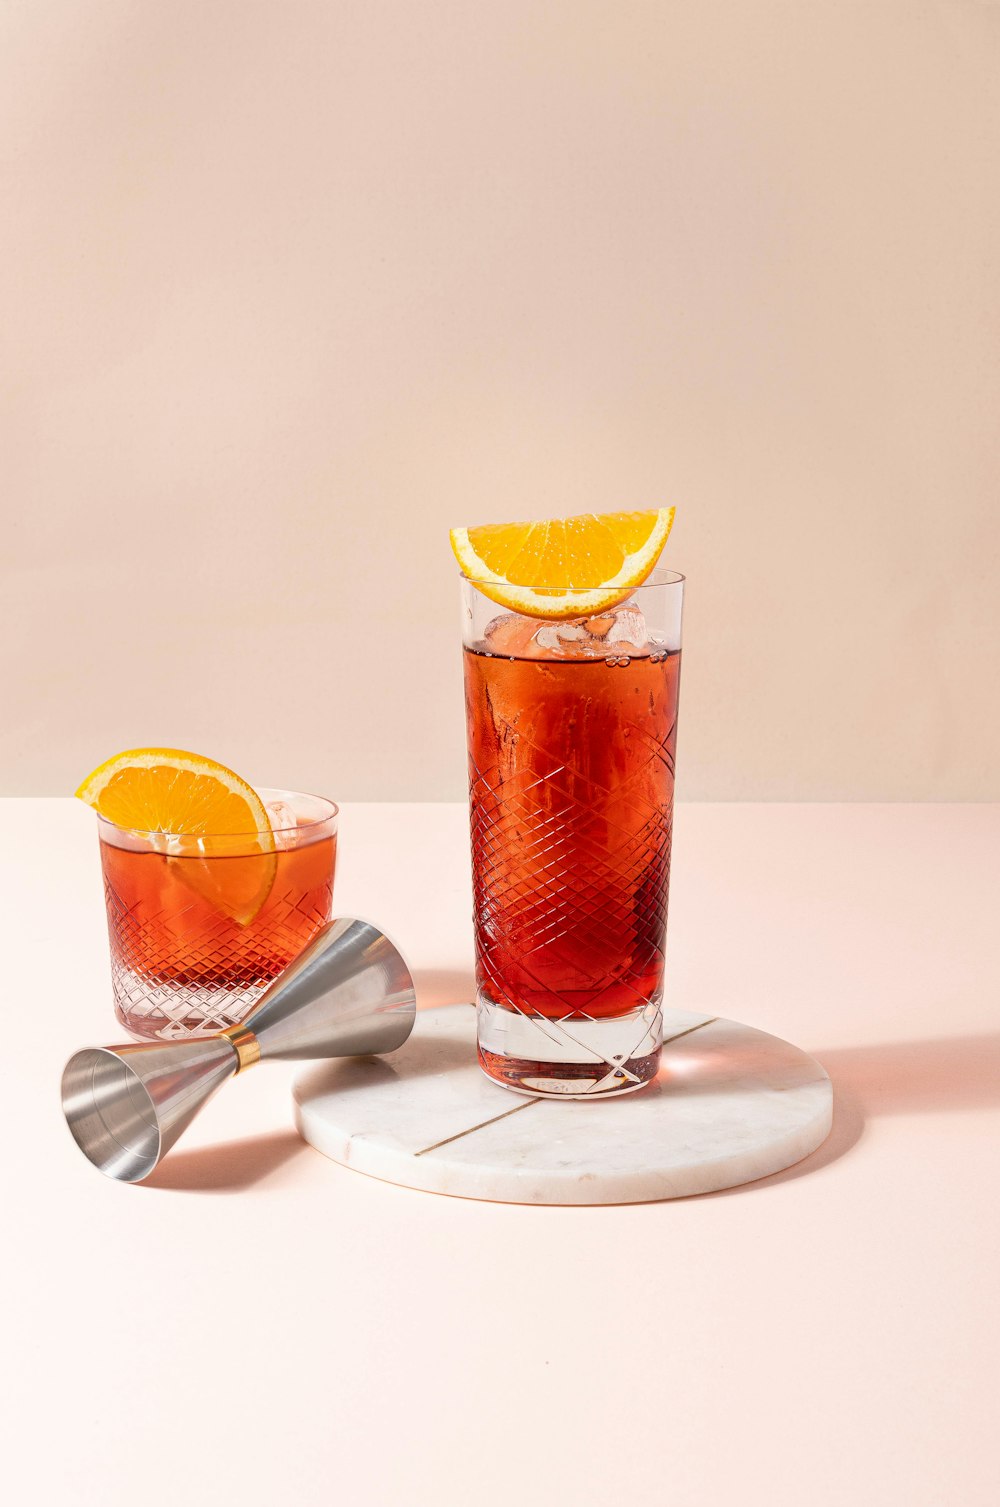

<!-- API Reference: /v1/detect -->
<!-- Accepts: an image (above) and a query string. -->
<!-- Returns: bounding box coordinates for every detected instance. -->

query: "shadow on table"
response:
[712,1030,1000,1198]
[139,1025,1000,1198]
[142,1128,306,1194]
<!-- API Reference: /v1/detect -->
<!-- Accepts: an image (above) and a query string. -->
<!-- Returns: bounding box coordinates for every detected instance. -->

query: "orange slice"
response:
[449,507,675,619]
[76,748,277,925]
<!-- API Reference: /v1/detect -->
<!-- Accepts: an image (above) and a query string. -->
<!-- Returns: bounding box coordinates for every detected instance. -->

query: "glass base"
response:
[476,992,662,1099]
[112,963,265,1041]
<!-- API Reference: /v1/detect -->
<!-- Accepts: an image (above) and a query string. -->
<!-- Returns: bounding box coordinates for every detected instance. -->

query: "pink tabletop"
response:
[6,800,999,1507]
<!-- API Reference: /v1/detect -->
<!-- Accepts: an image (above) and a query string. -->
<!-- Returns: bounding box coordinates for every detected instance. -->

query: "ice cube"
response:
[482,612,546,658]
[146,829,199,856]
[603,602,648,652]
[537,602,650,659]
[533,623,590,653]
[265,798,299,849]
[481,601,649,661]
[485,615,602,661]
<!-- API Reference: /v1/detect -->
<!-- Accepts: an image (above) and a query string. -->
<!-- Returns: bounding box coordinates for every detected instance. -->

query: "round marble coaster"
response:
[292,1005,832,1205]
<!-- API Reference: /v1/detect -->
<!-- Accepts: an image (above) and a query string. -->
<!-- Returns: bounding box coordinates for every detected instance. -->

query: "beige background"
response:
[3,1,998,801]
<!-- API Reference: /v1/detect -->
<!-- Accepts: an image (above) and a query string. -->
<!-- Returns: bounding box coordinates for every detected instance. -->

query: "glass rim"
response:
[95,785,339,841]
[459,565,685,592]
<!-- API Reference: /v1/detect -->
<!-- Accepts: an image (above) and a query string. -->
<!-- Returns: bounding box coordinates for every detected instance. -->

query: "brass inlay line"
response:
[414,1019,717,1157]
[222,1025,261,1073]
[662,1017,718,1046]
[415,1098,539,1157]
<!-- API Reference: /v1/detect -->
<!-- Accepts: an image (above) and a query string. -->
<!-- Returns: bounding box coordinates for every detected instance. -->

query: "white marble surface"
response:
[293,1004,833,1203]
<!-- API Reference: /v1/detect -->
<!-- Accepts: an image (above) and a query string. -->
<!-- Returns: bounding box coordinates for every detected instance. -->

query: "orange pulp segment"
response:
[75,748,277,924]
[449,507,675,619]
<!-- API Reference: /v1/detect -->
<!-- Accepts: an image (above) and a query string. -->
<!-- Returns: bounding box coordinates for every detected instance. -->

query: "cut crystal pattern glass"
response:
[97,787,337,1040]
[462,572,684,1097]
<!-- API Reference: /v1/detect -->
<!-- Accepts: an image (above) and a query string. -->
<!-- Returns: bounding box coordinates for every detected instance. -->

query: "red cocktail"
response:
[462,572,683,1097]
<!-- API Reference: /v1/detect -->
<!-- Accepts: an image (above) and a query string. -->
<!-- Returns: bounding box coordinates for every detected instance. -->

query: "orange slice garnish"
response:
[76,748,277,924]
[449,507,675,619]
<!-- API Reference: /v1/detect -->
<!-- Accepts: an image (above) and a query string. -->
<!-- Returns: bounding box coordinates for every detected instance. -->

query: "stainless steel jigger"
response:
[61,916,416,1183]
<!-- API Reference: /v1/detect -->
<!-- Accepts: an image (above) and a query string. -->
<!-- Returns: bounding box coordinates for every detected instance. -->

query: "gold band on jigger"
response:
[222,1024,262,1073]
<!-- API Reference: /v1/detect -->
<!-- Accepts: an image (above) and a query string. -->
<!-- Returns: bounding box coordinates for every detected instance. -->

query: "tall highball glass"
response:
[461,569,683,1098]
